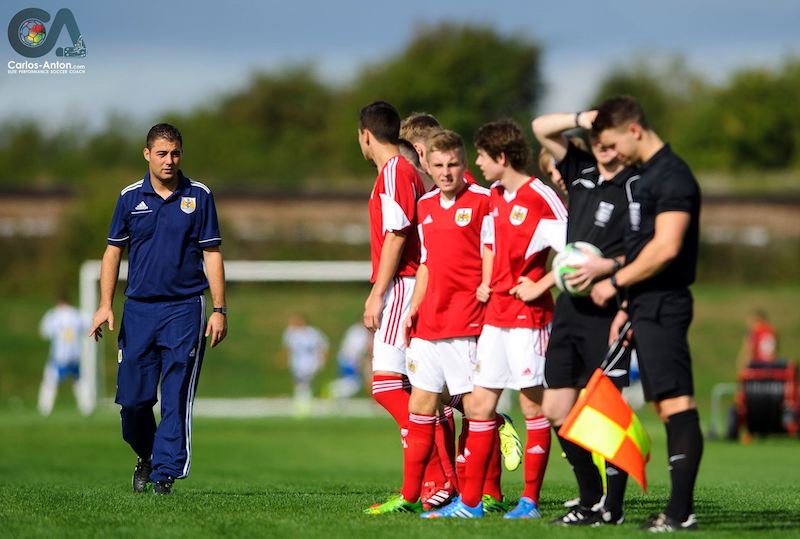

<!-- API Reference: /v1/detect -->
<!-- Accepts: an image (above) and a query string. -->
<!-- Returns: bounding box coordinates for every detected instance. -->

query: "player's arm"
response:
[510,271,556,303]
[531,110,597,163]
[403,263,428,346]
[364,230,407,331]
[203,246,227,347]
[88,245,123,340]
[477,211,495,303]
[477,246,494,303]
[591,211,690,307]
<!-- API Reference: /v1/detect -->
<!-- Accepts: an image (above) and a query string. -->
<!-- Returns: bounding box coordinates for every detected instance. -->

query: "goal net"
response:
[78,260,382,417]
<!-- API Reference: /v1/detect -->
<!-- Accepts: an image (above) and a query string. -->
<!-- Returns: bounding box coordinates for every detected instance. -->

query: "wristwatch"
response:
[610,275,622,290]
[212,306,227,315]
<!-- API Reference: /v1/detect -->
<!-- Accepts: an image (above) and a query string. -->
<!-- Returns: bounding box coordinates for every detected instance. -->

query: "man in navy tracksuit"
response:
[89,123,228,495]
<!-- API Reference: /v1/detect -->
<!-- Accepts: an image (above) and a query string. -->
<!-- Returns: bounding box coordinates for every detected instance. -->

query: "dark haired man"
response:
[89,123,227,495]
[359,101,456,513]
[590,95,703,532]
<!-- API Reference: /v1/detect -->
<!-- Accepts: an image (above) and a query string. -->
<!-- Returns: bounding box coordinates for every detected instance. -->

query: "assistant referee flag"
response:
[558,368,651,491]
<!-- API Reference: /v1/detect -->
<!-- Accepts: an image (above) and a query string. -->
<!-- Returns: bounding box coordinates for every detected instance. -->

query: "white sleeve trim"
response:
[189,180,212,194]
[418,223,427,264]
[108,236,130,242]
[120,180,143,195]
[524,218,566,260]
[379,193,411,233]
[480,214,494,255]
[199,237,222,243]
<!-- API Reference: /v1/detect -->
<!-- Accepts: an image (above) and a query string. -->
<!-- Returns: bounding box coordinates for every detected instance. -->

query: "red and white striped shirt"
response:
[368,155,426,283]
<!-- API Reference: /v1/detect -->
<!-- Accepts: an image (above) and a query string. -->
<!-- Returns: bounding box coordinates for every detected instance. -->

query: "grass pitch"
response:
[1,408,799,538]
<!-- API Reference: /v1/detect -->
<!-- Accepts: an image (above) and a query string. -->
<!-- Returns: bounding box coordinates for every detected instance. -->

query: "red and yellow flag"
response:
[558,368,651,491]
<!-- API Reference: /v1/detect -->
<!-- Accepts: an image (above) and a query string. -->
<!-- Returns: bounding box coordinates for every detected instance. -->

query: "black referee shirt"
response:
[557,142,636,258]
[625,144,701,293]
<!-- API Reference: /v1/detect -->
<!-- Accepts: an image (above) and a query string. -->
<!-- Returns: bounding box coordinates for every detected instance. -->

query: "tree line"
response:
[3,23,797,194]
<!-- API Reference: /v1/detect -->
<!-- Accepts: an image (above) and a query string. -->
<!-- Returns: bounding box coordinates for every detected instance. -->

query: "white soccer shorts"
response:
[372,276,415,374]
[473,323,551,390]
[406,336,477,396]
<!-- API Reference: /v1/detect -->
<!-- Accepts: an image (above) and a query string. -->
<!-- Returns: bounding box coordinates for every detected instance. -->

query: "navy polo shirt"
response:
[107,171,222,301]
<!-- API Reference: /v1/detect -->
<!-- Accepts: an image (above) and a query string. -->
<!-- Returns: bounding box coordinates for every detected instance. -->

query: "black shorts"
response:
[545,294,630,389]
[629,288,695,402]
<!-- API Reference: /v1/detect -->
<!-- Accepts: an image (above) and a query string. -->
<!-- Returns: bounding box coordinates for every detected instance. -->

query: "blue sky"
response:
[2,0,799,131]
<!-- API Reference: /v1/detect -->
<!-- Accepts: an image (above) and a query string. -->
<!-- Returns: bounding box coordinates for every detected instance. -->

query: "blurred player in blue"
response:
[282,314,329,415]
[327,321,371,400]
[88,123,228,495]
[38,294,91,416]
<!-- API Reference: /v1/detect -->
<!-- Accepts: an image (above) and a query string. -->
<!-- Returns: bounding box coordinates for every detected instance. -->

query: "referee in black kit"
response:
[529,109,637,526]
[591,95,702,532]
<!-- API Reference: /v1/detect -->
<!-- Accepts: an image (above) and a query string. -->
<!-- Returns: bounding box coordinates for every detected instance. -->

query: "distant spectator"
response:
[38,294,90,416]
[282,314,329,415]
[327,322,371,399]
[737,309,778,369]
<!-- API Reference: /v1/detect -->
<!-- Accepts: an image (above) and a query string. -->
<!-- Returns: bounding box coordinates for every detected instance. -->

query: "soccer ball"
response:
[552,242,602,296]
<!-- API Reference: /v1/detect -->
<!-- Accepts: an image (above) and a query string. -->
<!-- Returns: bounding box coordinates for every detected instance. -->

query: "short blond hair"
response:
[537,147,556,178]
[427,129,466,162]
[400,112,441,143]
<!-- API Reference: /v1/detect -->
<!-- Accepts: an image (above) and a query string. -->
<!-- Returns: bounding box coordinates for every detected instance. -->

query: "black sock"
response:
[664,409,704,521]
[555,427,603,508]
[604,463,628,517]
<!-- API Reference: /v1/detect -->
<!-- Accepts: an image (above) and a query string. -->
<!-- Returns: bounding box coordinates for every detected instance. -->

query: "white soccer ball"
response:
[552,242,603,296]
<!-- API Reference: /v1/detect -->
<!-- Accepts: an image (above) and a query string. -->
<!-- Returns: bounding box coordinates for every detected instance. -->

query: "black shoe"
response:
[132,458,152,493]
[550,505,600,526]
[640,512,698,532]
[153,477,174,495]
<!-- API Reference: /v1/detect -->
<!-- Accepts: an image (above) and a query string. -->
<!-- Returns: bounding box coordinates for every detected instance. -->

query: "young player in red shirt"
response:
[359,101,454,512]
[367,129,493,514]
[429,120,566,519]
[738,309,778,368]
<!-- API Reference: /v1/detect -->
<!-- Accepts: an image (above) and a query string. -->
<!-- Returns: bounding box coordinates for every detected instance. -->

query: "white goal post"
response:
[78,260,372,416]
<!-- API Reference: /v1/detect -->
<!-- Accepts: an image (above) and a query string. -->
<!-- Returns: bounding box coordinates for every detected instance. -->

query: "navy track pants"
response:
[115,295,206,482]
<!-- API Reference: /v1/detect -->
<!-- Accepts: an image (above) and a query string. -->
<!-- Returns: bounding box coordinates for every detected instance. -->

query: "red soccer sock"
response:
[434,407,458,489]
[482,417,503,500]
[461,418,496,507]
[456,417,468,485]
[522,415,551,503]
[401,413,436,502]
[371,374,410,426]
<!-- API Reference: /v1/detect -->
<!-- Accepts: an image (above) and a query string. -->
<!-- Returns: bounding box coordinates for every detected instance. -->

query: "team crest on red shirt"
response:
[180,197,196,214]
[509,205,528,226]
[455,207,472,227]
